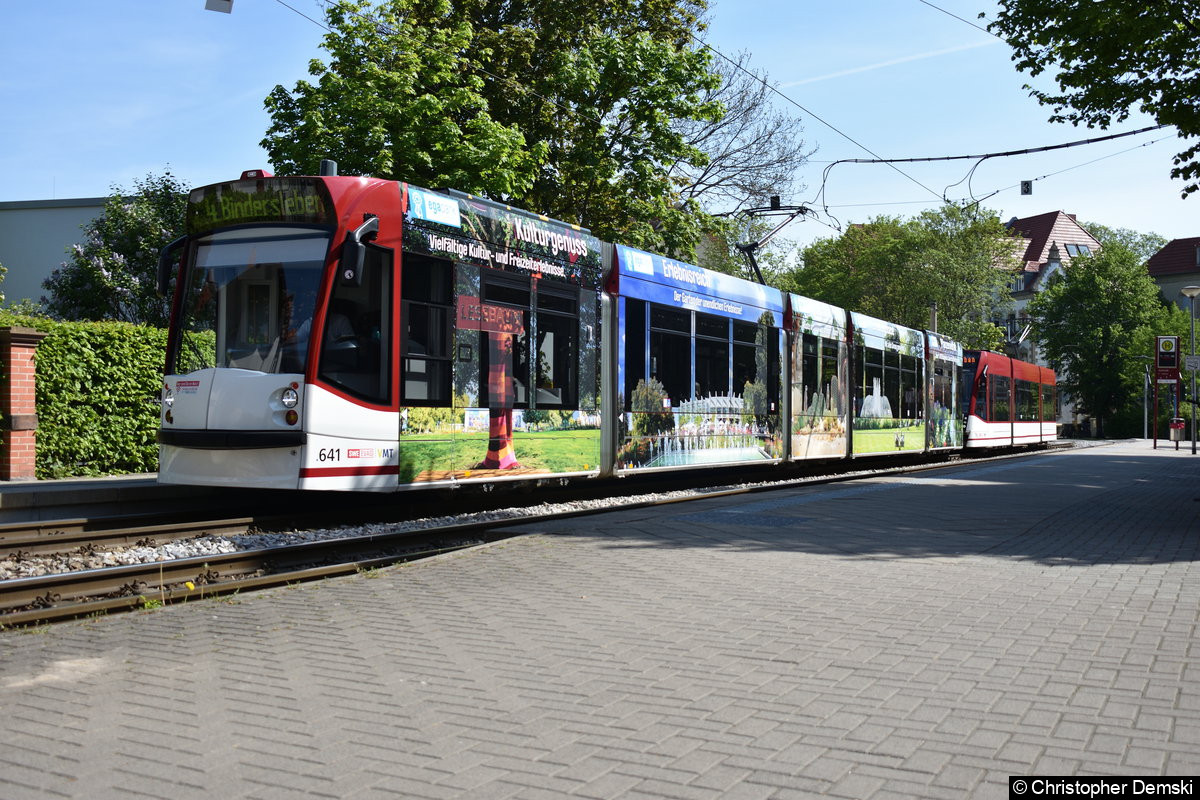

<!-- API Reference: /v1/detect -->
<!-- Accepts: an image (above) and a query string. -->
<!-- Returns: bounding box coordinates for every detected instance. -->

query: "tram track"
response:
[0,442,1081,627]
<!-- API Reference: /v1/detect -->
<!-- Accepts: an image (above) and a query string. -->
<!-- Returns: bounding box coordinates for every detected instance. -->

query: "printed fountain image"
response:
[618,378,782,469]
[850,312,926,455]
[860,377,892,418]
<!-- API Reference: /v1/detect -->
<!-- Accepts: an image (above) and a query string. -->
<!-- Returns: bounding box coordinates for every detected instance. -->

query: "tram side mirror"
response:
[340,215,379,287]
[157,236,188,296]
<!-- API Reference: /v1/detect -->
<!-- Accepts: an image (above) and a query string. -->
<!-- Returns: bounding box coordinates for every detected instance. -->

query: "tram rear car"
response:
[962,350,1058,449]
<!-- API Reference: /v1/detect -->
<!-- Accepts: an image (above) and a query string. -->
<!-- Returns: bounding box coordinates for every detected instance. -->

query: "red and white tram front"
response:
[157,173,397,489]
[158,171,607,492]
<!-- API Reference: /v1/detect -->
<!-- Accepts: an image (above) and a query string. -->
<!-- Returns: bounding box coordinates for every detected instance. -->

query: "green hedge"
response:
[1,312,166,478]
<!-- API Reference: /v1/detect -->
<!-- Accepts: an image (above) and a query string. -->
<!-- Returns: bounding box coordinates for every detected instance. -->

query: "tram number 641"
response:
[318,448,341,462]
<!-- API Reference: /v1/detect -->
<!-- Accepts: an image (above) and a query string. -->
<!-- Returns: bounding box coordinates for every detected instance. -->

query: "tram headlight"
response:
[163,386,175,409]
[280,388,299,409]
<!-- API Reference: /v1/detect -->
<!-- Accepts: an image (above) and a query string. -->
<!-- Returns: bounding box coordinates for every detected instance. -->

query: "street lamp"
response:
[1180,286,1200,454]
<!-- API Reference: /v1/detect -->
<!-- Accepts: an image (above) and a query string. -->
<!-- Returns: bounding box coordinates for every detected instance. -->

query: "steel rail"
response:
[0,515,261,557]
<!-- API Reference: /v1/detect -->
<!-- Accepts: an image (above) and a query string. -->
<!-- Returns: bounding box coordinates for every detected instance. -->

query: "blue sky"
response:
[1,0,1193,252]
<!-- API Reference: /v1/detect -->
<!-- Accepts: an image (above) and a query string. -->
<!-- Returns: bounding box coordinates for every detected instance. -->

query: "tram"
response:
[156,166,1054,491]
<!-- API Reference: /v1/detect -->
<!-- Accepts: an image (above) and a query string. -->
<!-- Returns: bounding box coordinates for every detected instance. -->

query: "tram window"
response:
[884,351,901,419]
[992,375,1011,421]
[766,327,781,407]
[1041,384,1056,421]
[478,275,531,409]
[537,291,575,314]
[624,299,647,409]
[696,314,727,340]
[651,305,689,333]
[650,328,690,404]
[861,346,886,417]
[695,312,729,397]
[732,335,758,394]
[1015,379,1037,421]
[733,321,759,344]
[485,281,530,308]
[734,321,769,395]
[932,362,951,410]
[650,302,691,404]
[696,339,729,397]
[318,245,392,405]
[799,333,820,416]
[534,285,578,408]
[974,375,987,418]
[821,338,839,412]
[401,255,452,405]
[901,354,920,419]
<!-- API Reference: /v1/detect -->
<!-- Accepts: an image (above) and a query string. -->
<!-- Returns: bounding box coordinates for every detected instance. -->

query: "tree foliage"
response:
[263,0,727,258]
[41,171,187,327]
[782,205,1019,349]
[987,0,1200,196]
[1080,221,1168,263]
[670,50,810,213]
[1027,243,1184,436]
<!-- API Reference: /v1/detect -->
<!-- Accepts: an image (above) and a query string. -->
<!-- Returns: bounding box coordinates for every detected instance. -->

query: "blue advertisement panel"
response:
[615,246,784,472]
[616,245,784,325]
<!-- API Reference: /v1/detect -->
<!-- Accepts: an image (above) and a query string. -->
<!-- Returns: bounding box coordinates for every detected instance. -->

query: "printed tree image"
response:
[743,380,768,423]
[476,332,520,470]
[630,378,675,437]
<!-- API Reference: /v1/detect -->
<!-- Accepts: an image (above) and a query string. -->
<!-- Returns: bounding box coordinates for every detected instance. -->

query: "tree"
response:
[263,0,723,258]
[782,205,1019,349]
[41,171,187,327]
[1027,243,1179,437]
[987,1,1200,196]
[670,50,811,214]
[1081,221,1168,263]
[262,1,542,200]
[1111,306,1191,437]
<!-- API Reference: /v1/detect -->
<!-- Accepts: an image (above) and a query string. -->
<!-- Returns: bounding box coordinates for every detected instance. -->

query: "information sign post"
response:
[1155,335,1181,450]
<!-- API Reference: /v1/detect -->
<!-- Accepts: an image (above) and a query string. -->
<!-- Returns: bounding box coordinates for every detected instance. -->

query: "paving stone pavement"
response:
[2,440,1199,799]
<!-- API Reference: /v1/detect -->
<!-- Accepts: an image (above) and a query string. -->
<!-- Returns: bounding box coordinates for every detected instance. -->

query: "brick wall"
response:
[0,326,48,480]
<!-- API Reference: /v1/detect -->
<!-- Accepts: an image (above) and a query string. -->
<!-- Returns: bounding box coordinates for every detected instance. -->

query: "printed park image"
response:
[852,377,924,454]
[397,402,601,483]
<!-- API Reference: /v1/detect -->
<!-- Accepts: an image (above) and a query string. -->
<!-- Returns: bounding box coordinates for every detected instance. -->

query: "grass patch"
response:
[398,429,601,480]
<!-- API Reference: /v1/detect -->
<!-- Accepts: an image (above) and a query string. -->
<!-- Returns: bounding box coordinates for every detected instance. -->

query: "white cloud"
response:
[781,40,998,87]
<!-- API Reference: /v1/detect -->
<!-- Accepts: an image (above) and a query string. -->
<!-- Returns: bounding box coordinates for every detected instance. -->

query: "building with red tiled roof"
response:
[1001,211,1102,362]
[1146,237,1200,310]
[997,211,1103,434]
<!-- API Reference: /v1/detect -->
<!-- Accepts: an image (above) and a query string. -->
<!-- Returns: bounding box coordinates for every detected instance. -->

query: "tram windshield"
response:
[171,227,330,375]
